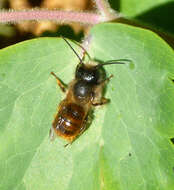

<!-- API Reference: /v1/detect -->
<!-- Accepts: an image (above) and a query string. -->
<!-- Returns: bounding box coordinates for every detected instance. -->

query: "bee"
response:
[50,37,129,147]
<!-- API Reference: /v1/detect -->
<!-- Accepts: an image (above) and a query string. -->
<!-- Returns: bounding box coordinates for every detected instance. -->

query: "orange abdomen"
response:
[52,103,85,138]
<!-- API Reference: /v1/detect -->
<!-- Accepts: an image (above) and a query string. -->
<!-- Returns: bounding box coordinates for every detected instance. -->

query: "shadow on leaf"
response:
[135,2,174,35]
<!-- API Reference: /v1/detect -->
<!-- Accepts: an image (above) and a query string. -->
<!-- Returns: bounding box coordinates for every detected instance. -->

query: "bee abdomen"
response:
[52,103,85,136]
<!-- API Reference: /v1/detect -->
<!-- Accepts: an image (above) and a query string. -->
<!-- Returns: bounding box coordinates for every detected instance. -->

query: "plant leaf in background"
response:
[0,23,174,190]
[118,0,174,35]
[119,0,172,17]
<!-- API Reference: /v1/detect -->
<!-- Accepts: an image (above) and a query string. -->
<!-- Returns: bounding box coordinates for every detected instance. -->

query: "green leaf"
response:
[119,0,173,17]
[119,0,174,35]
[0,23,174,190]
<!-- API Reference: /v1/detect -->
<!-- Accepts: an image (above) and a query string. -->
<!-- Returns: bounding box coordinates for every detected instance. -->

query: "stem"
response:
[94,0,119,20]
[0,9,102,25]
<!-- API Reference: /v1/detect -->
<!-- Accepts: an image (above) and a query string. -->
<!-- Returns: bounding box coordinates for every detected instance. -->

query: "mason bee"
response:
[50,37,129,147]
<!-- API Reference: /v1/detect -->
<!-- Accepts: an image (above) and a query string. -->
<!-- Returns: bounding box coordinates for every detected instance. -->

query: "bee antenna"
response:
[62,37,83,64]
[96,59,131,68]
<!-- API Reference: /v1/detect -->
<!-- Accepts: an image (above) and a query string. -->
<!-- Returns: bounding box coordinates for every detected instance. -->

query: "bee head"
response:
[75,63,102,85]
[62,37,130,85]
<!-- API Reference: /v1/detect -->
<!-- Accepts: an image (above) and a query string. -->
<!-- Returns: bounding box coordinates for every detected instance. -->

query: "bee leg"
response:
[51,72,67,93]
[100,74,114,85]
[49,127,56,141]
[92,97,110,106]
[92,75,113,106]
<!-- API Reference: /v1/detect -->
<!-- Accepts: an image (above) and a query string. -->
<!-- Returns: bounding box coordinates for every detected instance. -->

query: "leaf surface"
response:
[0,23,174,190]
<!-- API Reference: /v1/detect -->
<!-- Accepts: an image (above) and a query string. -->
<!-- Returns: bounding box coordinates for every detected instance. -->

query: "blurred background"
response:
[0,0,95,49]
[0,0,174,49]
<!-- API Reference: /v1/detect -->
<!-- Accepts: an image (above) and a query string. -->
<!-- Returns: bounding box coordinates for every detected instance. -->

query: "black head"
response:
[75,63,101,85]
[62,37,131,83]
[75,58,131,84]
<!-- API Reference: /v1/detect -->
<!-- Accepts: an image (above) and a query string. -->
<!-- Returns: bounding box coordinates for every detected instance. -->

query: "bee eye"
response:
[75,64,99,84]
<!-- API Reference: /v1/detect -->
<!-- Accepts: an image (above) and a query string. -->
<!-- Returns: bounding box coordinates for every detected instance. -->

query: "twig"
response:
[0,9,102,24]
